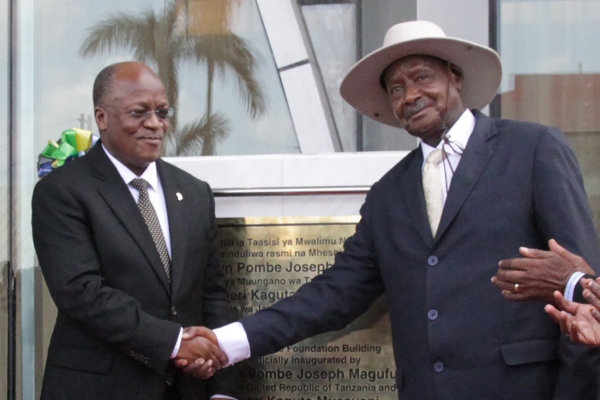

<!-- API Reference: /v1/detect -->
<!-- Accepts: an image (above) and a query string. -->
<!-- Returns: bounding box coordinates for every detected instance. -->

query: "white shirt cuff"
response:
[170,328,183,359]
[564,271,585,301]
[211,396,235,399]
[213,322,251,366]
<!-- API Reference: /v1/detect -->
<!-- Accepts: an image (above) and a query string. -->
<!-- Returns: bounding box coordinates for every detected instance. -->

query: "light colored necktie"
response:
[130,178,171,281]
[423,149,445,237]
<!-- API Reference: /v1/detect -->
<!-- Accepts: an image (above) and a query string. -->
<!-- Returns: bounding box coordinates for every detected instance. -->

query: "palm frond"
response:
[80,1,265,156]
[175,113,230,156]
[214,34,267,119]
[181,33,267,118]
[79,10,158,63]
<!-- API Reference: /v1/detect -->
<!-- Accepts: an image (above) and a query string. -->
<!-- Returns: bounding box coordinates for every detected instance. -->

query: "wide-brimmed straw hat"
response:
[340,20,502,128]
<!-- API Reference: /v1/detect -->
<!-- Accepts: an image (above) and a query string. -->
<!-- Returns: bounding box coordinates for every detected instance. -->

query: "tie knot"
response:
[130,178,149,193]
[426,149,445,166]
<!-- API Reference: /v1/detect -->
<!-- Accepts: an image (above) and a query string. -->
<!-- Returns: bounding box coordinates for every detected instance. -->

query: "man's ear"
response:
[95,106,107,131]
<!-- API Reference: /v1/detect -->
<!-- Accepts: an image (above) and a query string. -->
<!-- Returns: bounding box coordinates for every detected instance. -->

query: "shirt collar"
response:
[102,144,159,190]
[421,109,476,160]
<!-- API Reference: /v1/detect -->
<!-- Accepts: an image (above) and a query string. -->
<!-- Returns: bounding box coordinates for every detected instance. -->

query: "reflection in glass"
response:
[32,0,432,157]
[498,0,600,231]
[302,3,357,152]
[80,1,266,156]
[34,0,299,157]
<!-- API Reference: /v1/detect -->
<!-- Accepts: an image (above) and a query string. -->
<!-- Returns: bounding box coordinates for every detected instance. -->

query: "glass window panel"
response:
[360,0,418,151]
[32,0,426,157]
[302,3,357,152]
[299,0,421,152]
[33,0,299,157]
[498,0,600,232]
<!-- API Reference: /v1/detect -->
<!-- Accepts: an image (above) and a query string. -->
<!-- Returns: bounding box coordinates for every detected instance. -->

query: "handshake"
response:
[173,326,227,380]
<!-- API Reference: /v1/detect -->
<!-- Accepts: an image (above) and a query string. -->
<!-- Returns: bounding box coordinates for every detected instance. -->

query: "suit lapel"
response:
[435,111,499,242]
[157,160,187,300]
[401,149,434,247]
[88,144,171,295]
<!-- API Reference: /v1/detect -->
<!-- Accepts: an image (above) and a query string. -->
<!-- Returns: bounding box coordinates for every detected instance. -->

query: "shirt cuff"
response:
[170,328,183,359]
[564,271,585,301]
[211,396,236,399]
[213,322,251,366]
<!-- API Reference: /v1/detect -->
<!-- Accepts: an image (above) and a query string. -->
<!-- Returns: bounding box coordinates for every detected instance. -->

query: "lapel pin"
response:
[176,192,183,201]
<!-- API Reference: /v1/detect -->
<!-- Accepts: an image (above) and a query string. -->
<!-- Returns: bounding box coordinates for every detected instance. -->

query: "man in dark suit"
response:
[192,21,600,399]
[32,61,239,399]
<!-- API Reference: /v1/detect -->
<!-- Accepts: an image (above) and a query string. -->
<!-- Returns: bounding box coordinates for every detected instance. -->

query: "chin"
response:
[141,147,162,157]
[138,154,160,166]
[406,117,439,134]
[407,126,434,138]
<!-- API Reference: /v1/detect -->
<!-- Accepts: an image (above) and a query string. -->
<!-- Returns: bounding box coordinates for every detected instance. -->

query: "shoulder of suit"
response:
[490,116,559,136]
[467,112,568,152]
[367,147,421,195]
[387,147,420,174]
[157,158,211,189]
[35,153,90,189]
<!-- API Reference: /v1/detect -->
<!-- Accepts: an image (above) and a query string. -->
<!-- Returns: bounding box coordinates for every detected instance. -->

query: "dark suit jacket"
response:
[241,111,600,400]
[32,143,238,399]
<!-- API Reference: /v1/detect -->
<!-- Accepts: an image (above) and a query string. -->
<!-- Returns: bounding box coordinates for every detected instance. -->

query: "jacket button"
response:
[428,309,438,320]
[171,306,177,316]
[434,361,444,372]
[428,256,438,266]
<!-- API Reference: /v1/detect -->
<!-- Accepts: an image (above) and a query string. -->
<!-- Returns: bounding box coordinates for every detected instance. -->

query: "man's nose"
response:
[143,111,162,129]
[403,83,421,103]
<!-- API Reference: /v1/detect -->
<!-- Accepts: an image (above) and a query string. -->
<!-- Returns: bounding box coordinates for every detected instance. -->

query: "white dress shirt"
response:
[420,109,475,204]
[213,110,581,365]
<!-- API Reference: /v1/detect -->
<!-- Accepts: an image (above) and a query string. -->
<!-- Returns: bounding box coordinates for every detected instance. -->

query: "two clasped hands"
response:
[492,239,600,347]
[174,326,226,380]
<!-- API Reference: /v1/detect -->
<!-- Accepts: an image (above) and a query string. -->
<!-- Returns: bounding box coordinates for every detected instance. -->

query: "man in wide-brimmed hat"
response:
[193,21,600,399]
[342,21,598,305]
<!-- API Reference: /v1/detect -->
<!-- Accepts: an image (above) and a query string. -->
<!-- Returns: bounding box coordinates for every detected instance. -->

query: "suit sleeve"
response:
[531,127,600,399]
[240,191,386,358]
[32,175,180,374]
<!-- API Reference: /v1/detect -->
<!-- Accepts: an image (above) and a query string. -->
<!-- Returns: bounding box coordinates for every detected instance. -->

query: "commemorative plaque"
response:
[217,216,397,399]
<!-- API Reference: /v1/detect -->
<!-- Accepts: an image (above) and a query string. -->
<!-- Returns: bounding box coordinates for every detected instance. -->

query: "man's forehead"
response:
[108,67,165,101]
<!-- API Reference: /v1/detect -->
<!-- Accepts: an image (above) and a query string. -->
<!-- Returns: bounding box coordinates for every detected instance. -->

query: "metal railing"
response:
[213,186,370,197]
